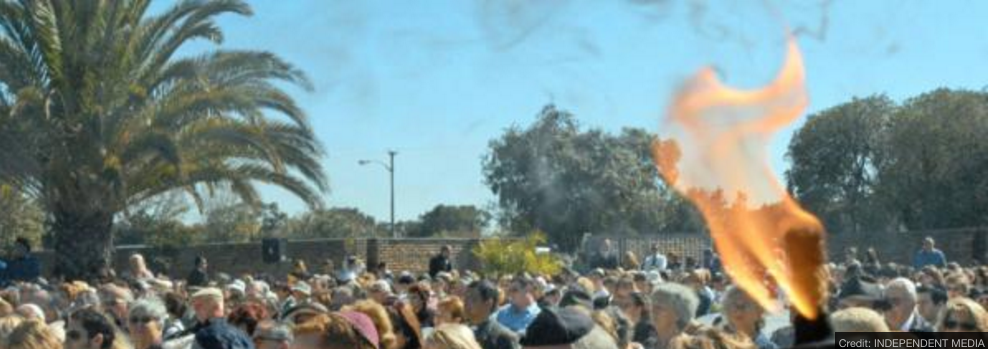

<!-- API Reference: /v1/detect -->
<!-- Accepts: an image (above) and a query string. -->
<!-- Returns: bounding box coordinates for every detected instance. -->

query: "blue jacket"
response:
[913,249,947,269]
[2,256,40,284]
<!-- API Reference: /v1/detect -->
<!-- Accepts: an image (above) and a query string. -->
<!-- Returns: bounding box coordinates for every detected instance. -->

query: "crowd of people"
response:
[0,236,983,349]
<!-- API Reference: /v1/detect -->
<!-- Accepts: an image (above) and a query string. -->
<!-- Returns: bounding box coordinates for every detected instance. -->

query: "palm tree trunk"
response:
[51,209,115,281]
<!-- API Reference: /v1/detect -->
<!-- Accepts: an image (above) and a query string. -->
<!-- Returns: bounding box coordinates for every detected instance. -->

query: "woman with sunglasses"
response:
[937,297,988,332]
[127,297,167,349]
[721,286,777,349]
[619,292,658,349]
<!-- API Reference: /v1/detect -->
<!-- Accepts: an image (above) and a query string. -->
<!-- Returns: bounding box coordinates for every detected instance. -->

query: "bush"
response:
[473,231,562,277]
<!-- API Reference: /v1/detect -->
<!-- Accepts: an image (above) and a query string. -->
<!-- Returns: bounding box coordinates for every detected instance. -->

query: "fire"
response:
[653,37,828,319]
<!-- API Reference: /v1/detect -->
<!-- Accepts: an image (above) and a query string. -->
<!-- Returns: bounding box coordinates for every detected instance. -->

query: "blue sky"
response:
[161,0,988,222]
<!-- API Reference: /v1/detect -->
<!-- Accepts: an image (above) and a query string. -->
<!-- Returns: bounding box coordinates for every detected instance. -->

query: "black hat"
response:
[519,307,595,346]
[559,288,593,309]
[837,277,882,301]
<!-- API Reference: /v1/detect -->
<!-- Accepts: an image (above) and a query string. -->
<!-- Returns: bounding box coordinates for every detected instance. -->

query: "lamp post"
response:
[359,150,397,238]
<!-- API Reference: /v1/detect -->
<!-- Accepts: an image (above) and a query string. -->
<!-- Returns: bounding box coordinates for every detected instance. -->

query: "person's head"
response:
[425,324,482,349]
[464,280,499,325]
[917,285,948,324]
[615,292,650,325]
[343,300,396,349]
[293,313,377,349]
[883,278,918,330]
[195,256,208,270]
[650,283,699,338]
[830,307,889,332]
[600,239,612,253]
[13,238,31,258]
[368,281,392,305]
[16,304,45,322]
[129,254,147,273]
[66,309,117,349]
[650,243,660,255]
[519,307,618,349]
[191,288,225,322]
[390,301,423,349]
[441,245,452,258]
[945,274,970,299]
[253,320,293,349]
[97,285,132,324]
[436,296,465,326]
[406,285,430,314]
[127,297,167,349]
[615,277,636,299]
[922,237,935,251]
[228,302,269,337]
[8,319,61,349]
[721,286,765,336]
[668,326,753,349]
[937,297,988,332]
[508,275,536,308]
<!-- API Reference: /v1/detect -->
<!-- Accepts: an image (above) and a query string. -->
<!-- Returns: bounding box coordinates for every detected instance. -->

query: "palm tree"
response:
[0,0,326,280]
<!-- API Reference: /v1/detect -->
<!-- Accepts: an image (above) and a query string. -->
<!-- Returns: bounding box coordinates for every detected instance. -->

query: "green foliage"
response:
[473,231,562,277]
[286,208,385,239]
[787,89,988,233]
[0,0,326,278]
[483,105,703,251]
[408,204,491,238]
[786,95,896,233]
[0,186,45,250]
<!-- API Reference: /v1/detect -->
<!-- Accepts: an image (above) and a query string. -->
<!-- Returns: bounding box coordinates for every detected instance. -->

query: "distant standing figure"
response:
[592,239,619,270]
[641,243,667,272]
[4,238,40,284]
[429,246,453,279]
[187,256,210,288]
[913,237,947,269]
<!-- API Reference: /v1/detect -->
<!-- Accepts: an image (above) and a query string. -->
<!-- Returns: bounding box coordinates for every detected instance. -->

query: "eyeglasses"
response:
[66,330,84,341]
[129,316,156,324]
[943,319,979,331]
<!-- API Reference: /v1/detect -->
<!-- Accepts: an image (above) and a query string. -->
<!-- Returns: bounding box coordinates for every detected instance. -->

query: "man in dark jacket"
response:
[429,245,453,278]
[187,256,210,288]
[189,287,255,349]
[466,280,520,349]
[4,238,40,284]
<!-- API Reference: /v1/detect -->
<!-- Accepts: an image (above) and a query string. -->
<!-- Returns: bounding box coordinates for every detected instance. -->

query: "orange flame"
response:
[653,37,827,319]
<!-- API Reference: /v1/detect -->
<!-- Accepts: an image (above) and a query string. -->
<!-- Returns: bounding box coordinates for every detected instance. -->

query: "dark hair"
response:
[468,280,501,313]
[389,302,423,349]
[917,285,948,305]
[15,237,30,252]
[195,256,207,266]
[162,292,187,319]
[510,274,536,291]
[629,291,652,320]
[70,308,117,349]
[228,302,268,336]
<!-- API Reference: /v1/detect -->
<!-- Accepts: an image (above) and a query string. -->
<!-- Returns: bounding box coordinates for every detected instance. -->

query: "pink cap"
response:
[339,311,379,349]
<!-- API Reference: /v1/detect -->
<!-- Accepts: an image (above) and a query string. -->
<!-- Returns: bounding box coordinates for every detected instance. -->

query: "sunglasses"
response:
[129,316,155,324]
[66,330,84,341]
[943,319,978,331]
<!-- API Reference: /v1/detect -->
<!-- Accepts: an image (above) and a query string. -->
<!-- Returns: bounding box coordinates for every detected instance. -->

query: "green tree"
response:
[0,0,326,279]
[286,208,383,239]
[0,186,45,250]
[473,231,561,277]
[785,95,896,233]
[876,89,988,230]
[409,204,491,238]
[483,105,700,251]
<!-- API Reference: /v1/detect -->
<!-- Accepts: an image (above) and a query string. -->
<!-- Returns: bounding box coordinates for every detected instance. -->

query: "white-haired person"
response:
[830,307,890,332]
[884,277,933,332]
[128,297,167,349]
[651,283,700,349]
[720,286,777,349]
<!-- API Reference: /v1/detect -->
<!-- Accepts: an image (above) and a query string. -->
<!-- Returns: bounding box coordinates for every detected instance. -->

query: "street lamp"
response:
[359,150,397,238]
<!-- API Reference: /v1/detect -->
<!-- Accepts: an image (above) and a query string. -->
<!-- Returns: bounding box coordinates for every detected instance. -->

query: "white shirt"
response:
[642,253,667,271]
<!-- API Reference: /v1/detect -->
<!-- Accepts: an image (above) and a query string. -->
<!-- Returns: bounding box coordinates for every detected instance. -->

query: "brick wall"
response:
[39,238,488,278]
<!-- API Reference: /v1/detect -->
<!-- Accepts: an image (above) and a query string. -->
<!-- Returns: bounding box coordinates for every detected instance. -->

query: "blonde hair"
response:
[437,297,465,324]
[938,297,988,332]
[0,298,14,317]
[294,314,375,349]
[6,320,62,349]
[424,324,482,349]
[830,307,890,332]
[0,316,26,347]
[343,300,397,349]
